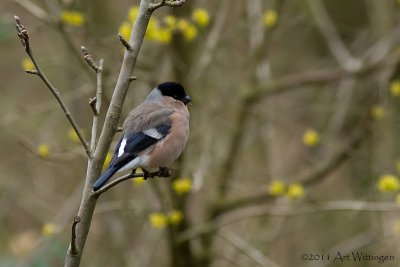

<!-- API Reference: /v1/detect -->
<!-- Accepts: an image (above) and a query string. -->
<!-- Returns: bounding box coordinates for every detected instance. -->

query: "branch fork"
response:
[149,0,187,11]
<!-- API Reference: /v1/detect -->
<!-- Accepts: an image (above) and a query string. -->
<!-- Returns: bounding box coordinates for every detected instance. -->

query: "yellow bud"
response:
[21,57,34,70]
[302,129,320,147]
[61,11,85,26]
[377,174,400,192]
[119,21,132,40]
[68,128,80,143]
[147,28,172,44]
[164,15,177,29]
[177,19,198,41]
[268,180,286,196]
[133,178,145,187]
[390,80,400,96]
[168,210,184,225]
[263,9,278,28]
[286,183,305,199]
[41,223,57,237]
[172,178,192,195]
[192,8,210,27]
[37,143,50,158]
[149,212,168,229]
[370,105,385,120]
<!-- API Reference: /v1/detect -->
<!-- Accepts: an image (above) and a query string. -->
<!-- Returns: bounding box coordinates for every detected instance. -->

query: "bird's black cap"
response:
[157,82,191,105]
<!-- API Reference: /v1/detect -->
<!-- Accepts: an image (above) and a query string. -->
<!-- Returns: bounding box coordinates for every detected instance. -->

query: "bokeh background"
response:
[1,0,400,266]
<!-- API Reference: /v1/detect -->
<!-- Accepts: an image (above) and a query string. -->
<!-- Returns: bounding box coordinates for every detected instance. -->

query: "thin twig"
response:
[68,216,81,256]
[218,229,282,267]
[14,16,92,158]
[188,0,229,81]
[18,137,81,162]
[14,0,50,23]
[90,59,104,150]
[93,168,172,196]
[118,33,133,50]
[81,46,99,72]
[149,0,186,11]
[14,0,94,80]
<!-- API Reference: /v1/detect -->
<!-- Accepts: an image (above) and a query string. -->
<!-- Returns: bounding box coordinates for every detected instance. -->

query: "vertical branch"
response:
[63,1,188,267]
[188,0,229,81]
[90,59,104,151]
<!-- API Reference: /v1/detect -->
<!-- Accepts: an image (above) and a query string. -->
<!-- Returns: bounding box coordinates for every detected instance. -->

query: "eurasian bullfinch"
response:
[92,82,191,191]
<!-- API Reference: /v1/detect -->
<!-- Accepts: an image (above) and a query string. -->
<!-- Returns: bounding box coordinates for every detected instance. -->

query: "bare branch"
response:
[93,168,172,196]
[90,59,104,151]
[81,46,99,72]
[178,201,400,243]
[118,33,133,50]
[188,0,229,81]
[14,0,50,23]
[218,230,282,267]
[14,16,93,159]
[149,0,186,11]
[308,0,362,72]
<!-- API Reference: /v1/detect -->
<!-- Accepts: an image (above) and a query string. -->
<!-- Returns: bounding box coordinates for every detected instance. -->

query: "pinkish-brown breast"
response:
[144,110,189,168]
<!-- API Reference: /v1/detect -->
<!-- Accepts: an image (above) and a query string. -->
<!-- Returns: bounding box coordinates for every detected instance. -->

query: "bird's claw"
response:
[135,167,172,180]
[142,168,149,180]
[159,167,172,178]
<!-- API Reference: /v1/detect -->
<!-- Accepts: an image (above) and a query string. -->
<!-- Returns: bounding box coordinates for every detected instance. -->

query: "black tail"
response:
[93,166,119,191]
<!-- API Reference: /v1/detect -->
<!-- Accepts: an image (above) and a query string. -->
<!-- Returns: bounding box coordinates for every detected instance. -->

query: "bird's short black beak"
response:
[182,95,191,105]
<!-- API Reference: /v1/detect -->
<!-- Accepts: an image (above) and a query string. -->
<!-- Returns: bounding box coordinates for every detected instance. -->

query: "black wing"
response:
[109,124,172,169]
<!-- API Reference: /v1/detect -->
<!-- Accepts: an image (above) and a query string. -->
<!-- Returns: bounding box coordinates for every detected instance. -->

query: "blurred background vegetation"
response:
[1,0,400,266]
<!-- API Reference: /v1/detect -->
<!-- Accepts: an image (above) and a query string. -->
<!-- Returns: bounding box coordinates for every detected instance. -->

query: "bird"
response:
[92,81,191,191]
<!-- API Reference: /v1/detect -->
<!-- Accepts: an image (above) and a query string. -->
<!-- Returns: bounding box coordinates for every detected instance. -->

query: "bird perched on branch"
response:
[93,82,191,191]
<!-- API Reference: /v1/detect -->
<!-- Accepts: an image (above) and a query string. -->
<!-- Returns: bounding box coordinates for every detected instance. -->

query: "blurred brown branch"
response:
[178,201,400,243]
[216,117,371,213]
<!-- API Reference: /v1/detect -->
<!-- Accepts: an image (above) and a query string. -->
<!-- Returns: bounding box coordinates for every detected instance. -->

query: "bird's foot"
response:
[140,167,172,180]
[141,168,150,180]
[158,167,172,178]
